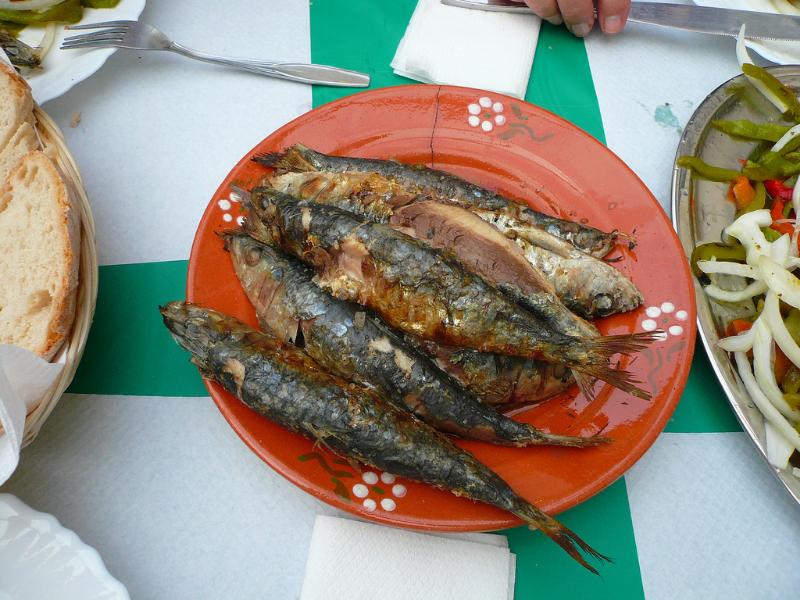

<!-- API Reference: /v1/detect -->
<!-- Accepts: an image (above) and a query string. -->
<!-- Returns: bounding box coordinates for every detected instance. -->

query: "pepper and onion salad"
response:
[0,0,120,69]
[681,27,800,476]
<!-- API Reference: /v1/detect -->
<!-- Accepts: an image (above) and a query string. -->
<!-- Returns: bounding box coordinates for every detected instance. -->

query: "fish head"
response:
[159,302,237,368]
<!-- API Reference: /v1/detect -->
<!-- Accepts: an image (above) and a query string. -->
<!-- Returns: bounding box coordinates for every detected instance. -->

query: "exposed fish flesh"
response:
[257,144,622,257]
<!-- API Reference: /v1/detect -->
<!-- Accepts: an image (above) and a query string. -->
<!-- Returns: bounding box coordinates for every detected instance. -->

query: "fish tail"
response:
[583,331,662,357]
[253,144,315,172]
[574,363,652,400]
[521,428,610,448]
[573,371,597,402]
[515,503,611,575]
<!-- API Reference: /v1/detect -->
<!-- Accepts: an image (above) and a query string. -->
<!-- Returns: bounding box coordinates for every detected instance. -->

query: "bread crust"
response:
[0,62,34,149]
[0,152,80,359]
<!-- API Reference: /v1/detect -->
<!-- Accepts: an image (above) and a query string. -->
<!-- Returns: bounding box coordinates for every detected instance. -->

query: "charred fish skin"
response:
[0,30,40,69]
[247,188,605,367]
[410,337,574,409]
[228,233,599,448]
[255,144,619,257]
[160,302,608,573]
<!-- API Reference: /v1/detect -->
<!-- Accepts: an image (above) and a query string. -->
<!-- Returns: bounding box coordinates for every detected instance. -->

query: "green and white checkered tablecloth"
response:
[3,2,799,598]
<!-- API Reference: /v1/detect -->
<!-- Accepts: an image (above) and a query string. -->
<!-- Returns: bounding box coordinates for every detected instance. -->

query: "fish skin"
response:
[245,188,654,399]
[407,336,574,410]
[478,210,644,319]
[227,232,600,447]
[247,188,599,364]
[160,301,609,574]
[268,169,640,322]
[0,30,39,69]
[256,144,620,257]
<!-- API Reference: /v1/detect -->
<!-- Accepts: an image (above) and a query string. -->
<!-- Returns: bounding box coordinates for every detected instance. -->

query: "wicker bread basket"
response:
[19,107,98,447]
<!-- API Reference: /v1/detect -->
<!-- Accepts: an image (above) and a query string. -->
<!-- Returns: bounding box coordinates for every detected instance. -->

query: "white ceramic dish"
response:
[0,493,129,599]
[692,0,800,65]
[15,0,146,104]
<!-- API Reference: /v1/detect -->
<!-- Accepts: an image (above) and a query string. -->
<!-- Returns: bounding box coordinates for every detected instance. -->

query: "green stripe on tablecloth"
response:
[68,261,206,397]
[507,479,644,599]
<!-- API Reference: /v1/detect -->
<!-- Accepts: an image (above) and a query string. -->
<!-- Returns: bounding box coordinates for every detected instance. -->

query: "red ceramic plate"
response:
[187,85,695,531]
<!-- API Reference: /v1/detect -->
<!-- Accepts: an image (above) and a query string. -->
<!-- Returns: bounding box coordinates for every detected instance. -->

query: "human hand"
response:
[516,0,630,37]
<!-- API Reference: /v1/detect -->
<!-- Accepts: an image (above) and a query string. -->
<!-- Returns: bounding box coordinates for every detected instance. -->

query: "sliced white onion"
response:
[38,22,56,64]
[736,25,791,115]
[771,233,792,265]
[763,291,800,368]
[718,329,755,352]
[725,209,774,264]
[735,352,800,453]
[772,124,800,154]
[766,420,795,469]
[0,0,64,9]
[697,260,758,278]
[758,255,800,309]
[705,280,767,302]
[752,319,800,422]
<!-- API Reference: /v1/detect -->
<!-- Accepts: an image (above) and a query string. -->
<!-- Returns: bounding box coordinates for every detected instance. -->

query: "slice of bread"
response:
[0,151,80,359]
[0,122,38,185]
[0,61,33,151]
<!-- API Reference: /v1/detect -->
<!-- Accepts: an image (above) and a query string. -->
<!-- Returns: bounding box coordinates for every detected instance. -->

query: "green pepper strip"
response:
[690,242,746,277]
[743,153,800,181]
[677,156,742,182]
[712,119,792,142]
[0,0,82,26]
[81,0,121,7]
[740,181,766,215]
[783,366,800,395]
[762,227,783,242]
[742,63,800,123]
[785,393,800,409]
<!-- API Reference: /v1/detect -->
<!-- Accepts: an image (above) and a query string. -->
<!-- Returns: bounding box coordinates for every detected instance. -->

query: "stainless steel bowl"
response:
[672,66,800,505]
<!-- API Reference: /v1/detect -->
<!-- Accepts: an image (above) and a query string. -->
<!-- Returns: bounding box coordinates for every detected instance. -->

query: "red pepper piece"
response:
[765,179,794,201]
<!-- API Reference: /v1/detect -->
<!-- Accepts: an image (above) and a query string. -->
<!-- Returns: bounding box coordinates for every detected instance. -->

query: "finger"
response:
[556,0,595,37]
[523,0,563,25]
[597,0,630,34]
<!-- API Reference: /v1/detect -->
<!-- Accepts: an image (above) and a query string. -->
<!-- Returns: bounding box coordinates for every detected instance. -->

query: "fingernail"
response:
[571,23,591,37]
[546,14,563,25]
[604,15,623,34]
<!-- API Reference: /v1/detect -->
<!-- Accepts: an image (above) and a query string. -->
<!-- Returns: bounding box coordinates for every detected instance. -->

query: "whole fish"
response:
[227,232,598,447]
[161,301,609,573]
[480,211,644,318]
[0,29,40,69]
[407,337,574,410]
[265,168,643,319]
[245,188,653,399]
[256,143,623,257]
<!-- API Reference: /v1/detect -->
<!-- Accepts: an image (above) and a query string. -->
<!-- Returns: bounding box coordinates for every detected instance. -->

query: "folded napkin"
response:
[0,346,63,485]
[300,515,515,600]
[392,0,541,99]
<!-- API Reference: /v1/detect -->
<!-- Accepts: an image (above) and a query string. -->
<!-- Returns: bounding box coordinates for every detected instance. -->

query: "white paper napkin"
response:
[300,515,516,600]
[0,346,63,485]
[391,0,541,99]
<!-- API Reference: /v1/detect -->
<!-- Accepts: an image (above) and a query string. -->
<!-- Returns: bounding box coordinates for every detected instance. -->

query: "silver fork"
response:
[61,20,370,88]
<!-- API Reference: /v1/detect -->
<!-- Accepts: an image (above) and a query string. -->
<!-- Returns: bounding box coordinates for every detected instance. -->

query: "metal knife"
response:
[441,0,800,42]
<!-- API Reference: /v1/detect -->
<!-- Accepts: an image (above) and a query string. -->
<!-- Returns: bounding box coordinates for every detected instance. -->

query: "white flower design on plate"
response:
[641,302,689,341]
[467,96,506,132]
[352,471,407,512]
[219,190,246,226]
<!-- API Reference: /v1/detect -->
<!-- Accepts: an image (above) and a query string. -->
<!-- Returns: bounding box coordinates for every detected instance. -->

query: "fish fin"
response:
[525,429,610,448]
[583,331,663,358]
[573,372,597,402]
[574,363,651,400]
[253,145,315,173]
[516,504,611,575]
